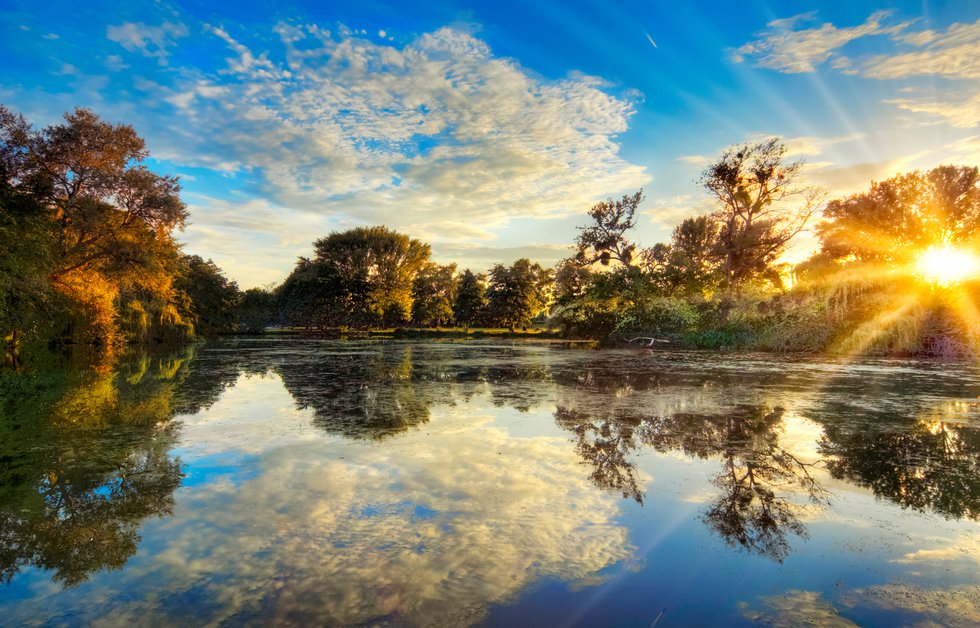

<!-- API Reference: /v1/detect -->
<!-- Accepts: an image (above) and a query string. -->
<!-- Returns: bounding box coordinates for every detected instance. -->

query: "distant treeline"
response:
[3,106,979,362]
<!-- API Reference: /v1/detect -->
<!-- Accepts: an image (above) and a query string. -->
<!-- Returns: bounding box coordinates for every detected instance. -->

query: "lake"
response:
[1,338,979,626]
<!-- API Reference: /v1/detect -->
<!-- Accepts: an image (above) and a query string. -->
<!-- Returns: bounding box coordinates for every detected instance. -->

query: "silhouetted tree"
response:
[574,190,644,267]
[701,139,821,292]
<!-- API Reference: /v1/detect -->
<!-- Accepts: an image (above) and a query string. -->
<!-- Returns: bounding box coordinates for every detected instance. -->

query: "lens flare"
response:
[915,246,980,286]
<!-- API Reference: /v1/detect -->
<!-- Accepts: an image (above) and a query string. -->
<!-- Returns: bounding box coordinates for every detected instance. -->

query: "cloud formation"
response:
[106,21,188,63]
[730,11,905,73]
[733,11,980,83]
[886,92,980,128]
[863,19,980,80]
[114,22,649,282]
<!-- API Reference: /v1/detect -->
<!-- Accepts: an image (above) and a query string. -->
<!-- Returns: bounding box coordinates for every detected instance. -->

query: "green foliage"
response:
[614,297,698,337]
[411,263,457,327]
[237,287,276,333]
[485,258,553,329]
[0,104,196,356]
[453,269,487,327]
[174,255,240,335]
[644,215,720,297]
[308,226,431,327]
[553,259,593,305]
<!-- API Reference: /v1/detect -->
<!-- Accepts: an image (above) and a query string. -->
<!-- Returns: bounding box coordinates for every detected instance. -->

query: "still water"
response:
[1,338,979,626]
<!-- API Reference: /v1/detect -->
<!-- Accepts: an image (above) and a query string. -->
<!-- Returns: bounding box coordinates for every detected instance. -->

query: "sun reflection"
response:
[914,245,980,286]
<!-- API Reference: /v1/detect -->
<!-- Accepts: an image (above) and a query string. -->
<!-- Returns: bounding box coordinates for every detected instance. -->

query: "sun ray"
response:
[829,290,927,358]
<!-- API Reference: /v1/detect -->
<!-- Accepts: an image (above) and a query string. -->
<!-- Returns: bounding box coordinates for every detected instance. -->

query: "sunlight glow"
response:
[914,246,980,286]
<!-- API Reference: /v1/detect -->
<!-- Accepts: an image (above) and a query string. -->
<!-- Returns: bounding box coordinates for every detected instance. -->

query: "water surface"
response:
[1,339,979,626]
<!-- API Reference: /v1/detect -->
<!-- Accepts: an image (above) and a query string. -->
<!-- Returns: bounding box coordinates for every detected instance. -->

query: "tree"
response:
[276,257,346,329]
[236,287,276,333]
[0,105,192,350]
[574,190,644,267]
[174,255,240,335]
[453,269,487,327]
[701,139,821,292]
[312,226,430,327]
[818,165,980,264]
[23,108,187,279]
[553,259,594,305]
[644,215,719,297]
[485,258,553,329]
[411,263,457,327]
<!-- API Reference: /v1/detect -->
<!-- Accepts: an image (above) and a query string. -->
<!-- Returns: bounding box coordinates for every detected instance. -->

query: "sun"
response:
[914,245,980,286]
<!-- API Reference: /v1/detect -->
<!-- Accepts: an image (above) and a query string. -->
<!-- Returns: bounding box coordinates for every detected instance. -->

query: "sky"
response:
[2,0,979,288]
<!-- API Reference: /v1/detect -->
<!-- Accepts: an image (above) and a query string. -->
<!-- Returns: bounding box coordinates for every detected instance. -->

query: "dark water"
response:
[1,339,979,626]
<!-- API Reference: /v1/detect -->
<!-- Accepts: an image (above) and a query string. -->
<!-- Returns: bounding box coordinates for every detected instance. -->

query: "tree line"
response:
[3,105,979,360]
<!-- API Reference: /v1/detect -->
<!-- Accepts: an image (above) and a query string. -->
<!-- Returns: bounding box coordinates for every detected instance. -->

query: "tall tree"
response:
[0,105,191,349]
[310,226,431,327]
[644,216,719,297]
[485,258,553,329]
[553,259,594,305]
[453,269,487,327]
[236,287,277,333]
[174,255,240,335]
[276,257,343,329]
[411,263,457,327]
[701,139,821,292]
[24,108,187,279]
[574,190,644,267]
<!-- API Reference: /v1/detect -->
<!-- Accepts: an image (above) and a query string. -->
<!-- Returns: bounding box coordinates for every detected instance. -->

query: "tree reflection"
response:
[554,400,826,562]
[275,345,432,440]
[555,407,646,504]
[0,346,230,588]
[819,415,980,520]
[671,405,824,563]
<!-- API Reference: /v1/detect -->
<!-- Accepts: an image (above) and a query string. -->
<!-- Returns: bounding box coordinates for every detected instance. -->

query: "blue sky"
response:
[2,0,979,287]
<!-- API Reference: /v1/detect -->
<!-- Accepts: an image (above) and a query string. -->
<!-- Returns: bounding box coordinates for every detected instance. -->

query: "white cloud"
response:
[886,91,980,128]
[641,194,716,232]
[863,19,980,80]
[741,590,858,627]
[106,21,189,63]
[104,54,128,71]
[734,12,980,82]
[730,11,906,73]
[140,23,649,285]
[677,155,709,165]
[433,242,574,270]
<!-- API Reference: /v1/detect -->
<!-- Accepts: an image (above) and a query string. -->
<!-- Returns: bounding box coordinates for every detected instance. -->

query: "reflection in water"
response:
[157,420,633,626]
[277,346,432,440]
[819,414,980,521]
[555,406,646,504]
[686,406,825,562]
[253,341,974,562]
[0,347,230,587]
[554,397,826,561]
[1,339,978,625]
